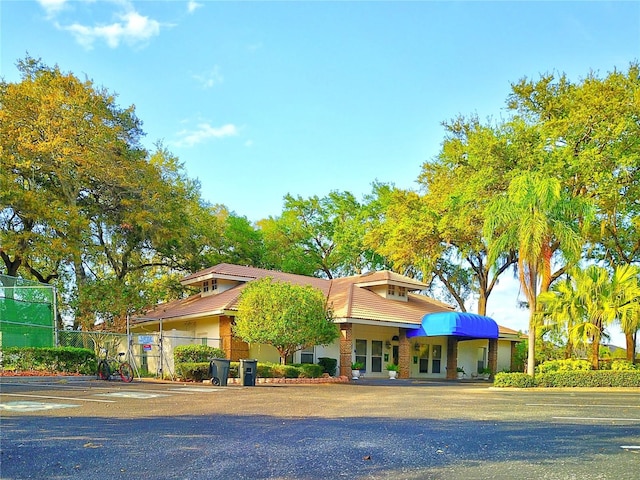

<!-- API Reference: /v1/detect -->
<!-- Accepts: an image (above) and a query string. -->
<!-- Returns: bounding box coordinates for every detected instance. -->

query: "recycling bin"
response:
[209,358,230,386]
[239,359,257,386]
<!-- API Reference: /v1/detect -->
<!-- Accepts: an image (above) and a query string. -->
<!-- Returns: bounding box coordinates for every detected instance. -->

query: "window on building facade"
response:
[432,344,442,374]
[398,287,407,297]
[371,340,383,372]
[212,279,218,291]
[355,339,367,370]
[387,285,395,296]
[477,347,487,373]
[203,280,209,293]
[300,346,314,364]
[419,344,430,373]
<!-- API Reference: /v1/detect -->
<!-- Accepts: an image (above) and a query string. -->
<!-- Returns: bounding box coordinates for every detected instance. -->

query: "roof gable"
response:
[352,270,428,291]
[181,263,330,293]
[137,264,454,326]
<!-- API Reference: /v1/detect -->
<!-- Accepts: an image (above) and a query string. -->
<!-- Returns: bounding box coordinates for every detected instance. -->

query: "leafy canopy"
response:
[234,277,337,363]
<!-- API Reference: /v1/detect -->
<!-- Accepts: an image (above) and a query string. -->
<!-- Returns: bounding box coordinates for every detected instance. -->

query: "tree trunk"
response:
[591,333,600,370]
[477,294,487,316]
[564,338,573,359]
[626,332,636,363]
[527,324,536,376]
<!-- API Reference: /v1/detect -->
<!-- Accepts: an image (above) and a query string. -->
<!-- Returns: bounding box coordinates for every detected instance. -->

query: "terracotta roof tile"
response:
[181,263,330,293]
[135,265,499,330]
[135,285,245,322]
[353,270,428,290]
[498,325,521,335]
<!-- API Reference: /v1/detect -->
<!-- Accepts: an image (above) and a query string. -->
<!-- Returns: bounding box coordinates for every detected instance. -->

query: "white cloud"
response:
[192,66,223,89]
[38,0,162,49]
[62,9,161,49]
[174,123,238,148]
[37,0,69,18]
[187,1,203,14]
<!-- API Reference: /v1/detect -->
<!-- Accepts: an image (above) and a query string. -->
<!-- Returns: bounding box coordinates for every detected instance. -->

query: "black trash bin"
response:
[239,359,257,386]
[209,358,230,386]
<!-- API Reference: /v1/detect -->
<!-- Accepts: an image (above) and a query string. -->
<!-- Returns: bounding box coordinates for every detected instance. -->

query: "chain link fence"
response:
[0,274,55,348]
[56,330,221,379]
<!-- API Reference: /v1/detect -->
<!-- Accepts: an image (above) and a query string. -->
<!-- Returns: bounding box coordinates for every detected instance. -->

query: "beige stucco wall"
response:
[457,339,487,376]
[248,341,341,366]
[497,340,513,372]
[248,344,281,364]
[457,338,517,376]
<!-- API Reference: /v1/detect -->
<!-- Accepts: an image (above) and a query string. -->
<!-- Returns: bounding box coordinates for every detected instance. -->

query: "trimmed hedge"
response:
[493,372,537,388]
[494,371,640,388]
[296,363,324,378]
[175,360,327,382]
[1,347,97,375]
[173,345,226,363]
[318,357,337,376]
[271,364,301,378]
[175,362,211,382]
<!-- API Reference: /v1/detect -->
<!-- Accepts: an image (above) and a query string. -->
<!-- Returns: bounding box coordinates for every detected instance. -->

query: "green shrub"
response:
[494,370,640,388]
[173,345,226,363]
[271,364,300,378]
[256,363,273,378]
[175,362,210,382]
[297,363,324,378]
[493,372,537,388]
[611,360,638,371]
[537,370,640,387]
[536,359,592,374]
[317,357,337,376]
[1,347,97,374]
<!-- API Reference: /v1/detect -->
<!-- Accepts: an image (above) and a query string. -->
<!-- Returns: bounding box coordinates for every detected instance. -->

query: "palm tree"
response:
[539,265,640,369]
[611,266,640,363]
[538,276,579,359]
[484,172,591,376]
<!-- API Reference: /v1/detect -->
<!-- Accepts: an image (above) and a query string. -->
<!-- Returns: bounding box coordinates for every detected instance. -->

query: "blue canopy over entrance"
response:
[407,312,499,339]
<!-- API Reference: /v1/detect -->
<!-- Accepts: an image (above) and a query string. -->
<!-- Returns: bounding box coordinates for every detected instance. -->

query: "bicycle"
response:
[97,349,134,383]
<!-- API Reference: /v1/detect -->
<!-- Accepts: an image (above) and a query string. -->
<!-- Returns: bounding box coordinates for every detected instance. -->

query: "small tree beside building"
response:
[234,277,337,364]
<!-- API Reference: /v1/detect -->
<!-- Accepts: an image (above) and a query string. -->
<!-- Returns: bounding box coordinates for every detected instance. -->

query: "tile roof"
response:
[353,270,428,290]
[181,263,329,292]
[136,264,478,328]
[135,285,246,322]
[498,325,521,336]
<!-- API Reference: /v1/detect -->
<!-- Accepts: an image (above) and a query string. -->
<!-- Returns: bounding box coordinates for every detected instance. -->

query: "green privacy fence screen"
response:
[0,275,55,348]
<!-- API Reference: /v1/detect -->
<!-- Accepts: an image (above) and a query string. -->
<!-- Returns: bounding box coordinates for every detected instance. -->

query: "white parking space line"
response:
[553,416,640,422]
[621,446,640,450]
[0,393,115,403]
[528,403,640,408]
[168,388,223,393]
[0,401,80,412]
[95,391,169,399]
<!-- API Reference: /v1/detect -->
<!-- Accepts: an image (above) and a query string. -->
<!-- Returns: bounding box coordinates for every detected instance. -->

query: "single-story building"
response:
[132,263,521,379]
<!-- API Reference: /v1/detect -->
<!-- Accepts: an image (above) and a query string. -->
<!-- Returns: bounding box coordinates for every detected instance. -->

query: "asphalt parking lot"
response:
[1,377,639,479]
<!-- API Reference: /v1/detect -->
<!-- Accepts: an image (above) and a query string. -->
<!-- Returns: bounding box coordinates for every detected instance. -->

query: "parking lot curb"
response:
[0,375,96,383]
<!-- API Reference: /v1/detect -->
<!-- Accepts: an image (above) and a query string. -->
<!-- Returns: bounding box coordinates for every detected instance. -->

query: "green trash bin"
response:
[209,358,230,386]
[239,359,257,386]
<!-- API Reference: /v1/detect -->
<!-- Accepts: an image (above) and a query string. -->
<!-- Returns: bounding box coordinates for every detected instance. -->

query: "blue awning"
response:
[406,312,499,339]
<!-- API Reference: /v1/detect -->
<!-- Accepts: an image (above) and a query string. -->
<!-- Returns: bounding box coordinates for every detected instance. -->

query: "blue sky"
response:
[2,1,639,343]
